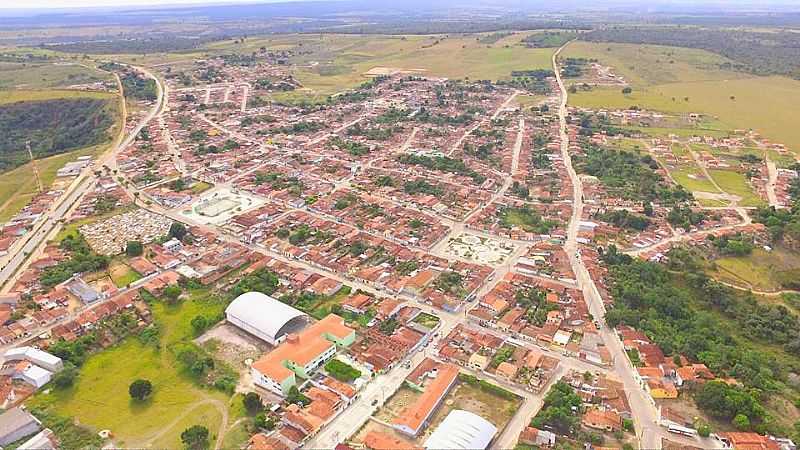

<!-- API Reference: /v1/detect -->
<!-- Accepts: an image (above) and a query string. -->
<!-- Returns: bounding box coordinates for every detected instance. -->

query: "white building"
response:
[3,347,63,372]
[225,292,307,345]
[423,410,498,450]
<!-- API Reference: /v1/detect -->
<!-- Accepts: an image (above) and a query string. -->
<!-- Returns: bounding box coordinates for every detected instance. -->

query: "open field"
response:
[187,33,555,100]
[109,261,142,288]
[564,41,800,153]
[707,169,764,207]
[0,88,115,105]
[29,290,232,448]
[709,247,800,292]
[0,62,112,90]
[671,168,720,194]
[0,143,111,222]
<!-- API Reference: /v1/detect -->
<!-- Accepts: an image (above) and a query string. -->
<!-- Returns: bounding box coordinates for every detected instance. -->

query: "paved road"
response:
[0,64,165,291]
[552,43,723,450]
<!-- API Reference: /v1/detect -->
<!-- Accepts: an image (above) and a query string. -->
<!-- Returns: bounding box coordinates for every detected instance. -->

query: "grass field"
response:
[707,169,764,207]
[709,247,800,292]
[564,41,800,153]
[214,34,555,100]
[0,88,114,105]
[0,62,112,90]
[0,143,110,222]
[672,168,720,193]
[30,290,231,448]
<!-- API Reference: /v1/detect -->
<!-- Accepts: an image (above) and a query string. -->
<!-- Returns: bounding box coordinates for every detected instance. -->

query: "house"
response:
[467,353,491,371]
[496,361,518,380]
[519,426,556,448]
[718,432,781,450]
[65,277,102,304]
[647,379,678,399]
[582,407,622,432]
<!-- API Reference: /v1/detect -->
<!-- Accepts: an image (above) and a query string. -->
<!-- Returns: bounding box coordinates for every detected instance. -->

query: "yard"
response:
[418,379,522,443]
[108,260,142,288]
[29,289,235,448]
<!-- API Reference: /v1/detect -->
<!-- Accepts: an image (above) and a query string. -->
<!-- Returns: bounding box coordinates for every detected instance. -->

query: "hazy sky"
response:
[0,0,292,8]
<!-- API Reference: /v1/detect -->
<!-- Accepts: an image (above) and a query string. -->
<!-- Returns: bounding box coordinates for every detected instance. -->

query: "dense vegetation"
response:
[602,246,800,434]
[521,31,577,48]
[574,144,692,206]
[582,27,800,79]
[595,209,650,231]
[40,234,110,287]
[531,381,583,435]
[324,359,361,382]
[499,206,557,234]
[754,176,800,249]
[0,97,114,172]
[120,71,157,101]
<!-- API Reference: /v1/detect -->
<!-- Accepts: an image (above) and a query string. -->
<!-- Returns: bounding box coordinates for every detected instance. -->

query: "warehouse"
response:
[224,292,307,345]
[423,409,498,450]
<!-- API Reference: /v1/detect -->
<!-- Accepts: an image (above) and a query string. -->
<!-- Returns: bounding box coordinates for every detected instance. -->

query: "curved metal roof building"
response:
[423,409,498,450]
[225,292,307,345]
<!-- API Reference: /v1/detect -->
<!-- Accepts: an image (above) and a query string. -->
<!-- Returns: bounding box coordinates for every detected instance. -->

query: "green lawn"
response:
[190,181,213,194]
[413,312,441,329]
[29,290,231,448]
[707,169,765,207]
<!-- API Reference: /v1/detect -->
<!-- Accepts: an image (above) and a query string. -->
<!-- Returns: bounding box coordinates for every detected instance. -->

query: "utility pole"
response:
[26,141,43,193]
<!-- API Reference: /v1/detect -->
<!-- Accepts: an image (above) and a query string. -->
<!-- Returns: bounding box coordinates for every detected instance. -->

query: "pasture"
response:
[564,41,800,154]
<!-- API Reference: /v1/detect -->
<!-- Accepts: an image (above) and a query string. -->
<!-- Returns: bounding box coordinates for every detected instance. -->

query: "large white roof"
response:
[3,347,61,367]
[424,410,497,450]
[225,292,307,340]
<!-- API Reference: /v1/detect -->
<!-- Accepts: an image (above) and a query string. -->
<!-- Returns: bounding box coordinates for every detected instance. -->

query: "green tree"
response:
[286,386,310,406]
[181,425,209,450]
[169,222,188,241]
[243,392,263,415]
[697,423,711,437]
[733,413,751,430]
[129,379,153,401]
[190,315,208,336]
[52,361,78,388]
[255,412,275,431]
[125,241,143,257]
[163,285,182,303]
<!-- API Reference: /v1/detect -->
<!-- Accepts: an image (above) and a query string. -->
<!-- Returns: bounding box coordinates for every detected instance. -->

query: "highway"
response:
[0,64,165,292]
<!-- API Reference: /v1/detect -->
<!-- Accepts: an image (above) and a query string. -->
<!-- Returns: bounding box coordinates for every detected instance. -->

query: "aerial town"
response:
[0,4,799,450]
